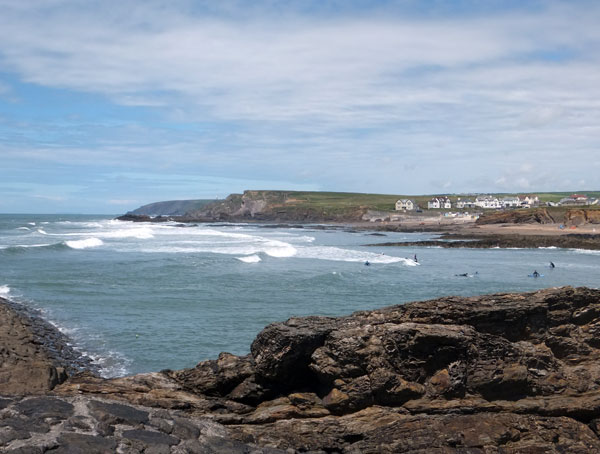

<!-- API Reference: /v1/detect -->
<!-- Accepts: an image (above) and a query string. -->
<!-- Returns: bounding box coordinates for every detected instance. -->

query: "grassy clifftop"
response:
[126,190,600,222]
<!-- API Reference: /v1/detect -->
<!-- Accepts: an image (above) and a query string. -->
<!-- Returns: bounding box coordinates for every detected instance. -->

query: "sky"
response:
[0,0,599,213]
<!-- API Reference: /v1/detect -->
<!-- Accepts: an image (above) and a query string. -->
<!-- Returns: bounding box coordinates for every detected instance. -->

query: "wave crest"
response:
[65,238,104,249]
[237,254,262,263]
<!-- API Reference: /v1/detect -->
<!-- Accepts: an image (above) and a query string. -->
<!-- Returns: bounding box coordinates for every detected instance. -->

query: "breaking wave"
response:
[237,255,262,263]
[65,238,104,249]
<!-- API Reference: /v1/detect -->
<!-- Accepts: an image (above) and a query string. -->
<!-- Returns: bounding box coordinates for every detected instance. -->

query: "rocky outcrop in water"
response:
[5,287,600,452]
[368,232,600,250]
[0,298,94,395]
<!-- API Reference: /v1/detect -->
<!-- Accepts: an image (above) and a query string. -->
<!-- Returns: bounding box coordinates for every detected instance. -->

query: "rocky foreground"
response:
[4,287,600,452]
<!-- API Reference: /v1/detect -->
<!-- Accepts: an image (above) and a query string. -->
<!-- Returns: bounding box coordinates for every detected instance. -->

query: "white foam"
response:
[65,238,104,249]
[100,228,154,239]
[237,254,262,263]
[295,246,416,265]
[15,244,52,248]
[263,240,297,258]
[28,222,36,226]
[570,248,600,255]
[0,285,10,295]
[16,226,30,230]
[37,228,48,235]
[539,246,557,249]
[403,258,420,266]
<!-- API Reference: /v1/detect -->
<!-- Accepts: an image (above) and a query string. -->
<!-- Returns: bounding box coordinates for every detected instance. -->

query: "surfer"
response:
[550,262,555,269]
[414,254,418,263]
[455,273,469,277]
[532,270,539,277]
[364,261,370,266]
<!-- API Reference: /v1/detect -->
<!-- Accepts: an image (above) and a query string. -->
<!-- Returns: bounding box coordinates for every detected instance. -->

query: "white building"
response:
[428,197,451,209]
[501,196,520,208]
[518,195,539,207]
[456,198,476,209]
[475,195,501,209]
[559,194,589,206]
[395,199,414,211]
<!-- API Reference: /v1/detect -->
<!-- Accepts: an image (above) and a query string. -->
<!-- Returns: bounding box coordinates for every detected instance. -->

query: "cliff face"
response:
[42,286,600,453]
[186,190,369,222]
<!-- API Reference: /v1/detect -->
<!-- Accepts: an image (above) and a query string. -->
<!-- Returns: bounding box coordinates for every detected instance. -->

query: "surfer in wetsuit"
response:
[364,261,370,266]
[532,270,539,277]
[413,254,418,263]
[550,262,555,268]
[455,273,469,277]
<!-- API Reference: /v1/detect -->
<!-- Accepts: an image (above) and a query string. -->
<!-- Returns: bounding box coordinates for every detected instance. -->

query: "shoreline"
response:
[0,296,97,394]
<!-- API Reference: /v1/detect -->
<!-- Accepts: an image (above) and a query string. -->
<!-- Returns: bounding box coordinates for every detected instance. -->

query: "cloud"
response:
[0,0,598,206]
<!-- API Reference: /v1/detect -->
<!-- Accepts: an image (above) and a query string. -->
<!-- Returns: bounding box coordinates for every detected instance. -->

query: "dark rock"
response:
[169,353,255,397]
[0,427,31,445]
[15,397,73,421]
[51,433,117,453]
[122,429,179,446]
[251,316,339,387]
[171,417,201,439]
[88,399,149,426]
[6,448,44,454]
[0,398,13,409]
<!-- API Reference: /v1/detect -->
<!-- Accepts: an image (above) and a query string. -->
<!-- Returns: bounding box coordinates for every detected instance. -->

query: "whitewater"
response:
[1,214,599,377]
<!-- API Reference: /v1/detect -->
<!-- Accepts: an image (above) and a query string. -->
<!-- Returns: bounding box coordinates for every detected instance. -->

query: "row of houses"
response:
[395,195,540,211]
[396,194,598,211]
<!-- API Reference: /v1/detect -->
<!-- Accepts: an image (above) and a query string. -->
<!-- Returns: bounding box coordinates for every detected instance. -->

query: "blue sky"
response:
[0,0,598,213]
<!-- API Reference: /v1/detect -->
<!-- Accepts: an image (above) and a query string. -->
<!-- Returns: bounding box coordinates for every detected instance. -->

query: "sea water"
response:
[0,214,598,377]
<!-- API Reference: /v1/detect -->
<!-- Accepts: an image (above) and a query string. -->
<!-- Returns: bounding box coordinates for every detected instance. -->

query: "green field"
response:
[242,190,600,213]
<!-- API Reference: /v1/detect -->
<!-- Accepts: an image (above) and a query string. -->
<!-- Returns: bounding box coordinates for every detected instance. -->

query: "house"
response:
[501,196,520,208]
[395,199,414,211]
[560,194,589,206]
[475,195,501,209]
[518,195,539,208]
[428,197,451,209]
[456,198,476,209]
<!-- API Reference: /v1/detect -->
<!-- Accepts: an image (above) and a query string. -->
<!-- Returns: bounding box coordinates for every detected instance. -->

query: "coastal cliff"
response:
[4,287,600,452]
[119,190,401,223]
[185,190,371,222]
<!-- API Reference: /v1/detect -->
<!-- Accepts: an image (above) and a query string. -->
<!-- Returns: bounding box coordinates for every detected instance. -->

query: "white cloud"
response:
[0,1,598,197]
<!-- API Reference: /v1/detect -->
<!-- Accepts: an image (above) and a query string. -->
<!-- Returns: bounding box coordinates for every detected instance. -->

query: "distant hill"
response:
[124,190,600,223]
[128,199,219,216]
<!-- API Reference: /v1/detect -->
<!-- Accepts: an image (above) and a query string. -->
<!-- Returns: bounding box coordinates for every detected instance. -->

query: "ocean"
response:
[0,214,598,377]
